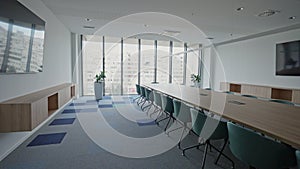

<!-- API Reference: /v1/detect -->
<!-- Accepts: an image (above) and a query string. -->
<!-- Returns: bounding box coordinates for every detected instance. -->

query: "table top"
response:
[145,84,300,149]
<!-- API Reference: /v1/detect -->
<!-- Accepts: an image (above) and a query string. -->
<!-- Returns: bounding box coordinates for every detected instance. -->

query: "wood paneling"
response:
[71,85,75,98]
[220,82,300,103]
[220,82,229,91]
[229,84,241,93]
[31,98,48,129]
[292,90,300,104]
[241,84,271,98]
[0,83,75,132]
[271,88,293,101]
[0,104,31,132]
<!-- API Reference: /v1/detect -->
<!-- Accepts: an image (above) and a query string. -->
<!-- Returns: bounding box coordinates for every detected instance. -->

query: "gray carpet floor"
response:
[0,96,251,169]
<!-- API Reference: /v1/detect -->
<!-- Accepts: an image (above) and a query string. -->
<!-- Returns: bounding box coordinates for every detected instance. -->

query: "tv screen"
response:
[0,0,45,73]
[276,40,300,76]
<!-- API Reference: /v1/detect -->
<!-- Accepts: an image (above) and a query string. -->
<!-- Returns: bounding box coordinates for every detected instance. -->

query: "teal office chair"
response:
[182,108,234,169]
[150,90,163,119]
[270,99,295,106]
[139,86,147,107]
[133,84,142,102]
[296,150,300,169]
[170,99,192,149]
[241,94,257,98]
[227,122,296,169]
[159,94,174,131]
[142,88,154,114]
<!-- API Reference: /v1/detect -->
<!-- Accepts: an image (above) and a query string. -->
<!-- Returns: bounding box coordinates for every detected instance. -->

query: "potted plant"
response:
[94,71,106,100]
[191,74,201,87]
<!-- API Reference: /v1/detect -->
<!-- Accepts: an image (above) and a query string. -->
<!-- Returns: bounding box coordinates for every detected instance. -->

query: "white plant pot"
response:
[94,81,103,100]
[194,82,201,88]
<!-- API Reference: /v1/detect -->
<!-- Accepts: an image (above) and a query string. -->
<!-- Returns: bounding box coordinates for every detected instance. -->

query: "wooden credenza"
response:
[0,83,76,132]
[220,82,300,104]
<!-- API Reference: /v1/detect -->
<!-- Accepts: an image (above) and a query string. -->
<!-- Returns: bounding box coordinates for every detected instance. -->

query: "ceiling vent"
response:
[83,26,95,29]
[257,9,280,17]
[162,30,181,37]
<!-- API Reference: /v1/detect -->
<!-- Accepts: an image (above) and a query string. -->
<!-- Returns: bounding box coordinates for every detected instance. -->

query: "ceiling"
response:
[41,0,300,44]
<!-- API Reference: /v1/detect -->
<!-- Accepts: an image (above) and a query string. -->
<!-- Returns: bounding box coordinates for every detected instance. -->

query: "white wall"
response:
[0,0,71,102]
[210,28,300,91]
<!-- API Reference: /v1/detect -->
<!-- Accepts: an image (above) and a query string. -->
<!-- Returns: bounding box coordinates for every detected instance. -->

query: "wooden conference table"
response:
[144,84,300,149]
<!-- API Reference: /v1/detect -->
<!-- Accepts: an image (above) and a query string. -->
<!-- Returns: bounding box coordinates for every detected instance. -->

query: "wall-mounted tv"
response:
[276,40,300,76]
[0,0,45,73]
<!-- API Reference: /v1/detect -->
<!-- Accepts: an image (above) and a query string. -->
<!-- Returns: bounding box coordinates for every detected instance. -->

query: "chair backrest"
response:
[190,108,228,141]
[140,86,146,97]
[296,150,300,169]
[270,99,294,106]
[160,94,174,114]
[153,91,162,107]
[241,94,257,99]
[145,88,154,101]
[227,122,296,169]
[173,99,191,123]
[135,84,141,95]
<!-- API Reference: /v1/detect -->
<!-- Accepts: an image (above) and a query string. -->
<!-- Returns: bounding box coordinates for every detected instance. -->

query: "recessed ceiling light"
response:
[236,7,244,11]
[257,9,280,17]
[206,37,214,40]
[85,18,92,22]
[289,16,296,20]
[83,26,95,29]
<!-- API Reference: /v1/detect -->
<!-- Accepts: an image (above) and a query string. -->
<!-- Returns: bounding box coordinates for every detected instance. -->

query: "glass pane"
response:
[82,35,103,95]
[172,42,184,84]
[105,36,121,95]
[140,39,154,84]
[123,38,138,94]
[7,24,31,72]
[30,29,44,72]
[157,40,170,84]
[186,43,199,86]
[0,20,9,71]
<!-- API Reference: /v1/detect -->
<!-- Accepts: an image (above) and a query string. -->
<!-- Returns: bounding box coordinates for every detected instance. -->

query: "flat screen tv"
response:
[276,40,300,76]
[0,0,45,73]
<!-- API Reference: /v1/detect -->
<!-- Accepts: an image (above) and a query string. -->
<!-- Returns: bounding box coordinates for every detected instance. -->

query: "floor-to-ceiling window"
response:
[186,43,199,86]
[157,40,170,84]
[140,39,155,84]
[123,38,139,94]
[105,37,121,95]
[172,41,184,84]
[81,35,201,96]
[0,21,9,68]
[82,35,103,95]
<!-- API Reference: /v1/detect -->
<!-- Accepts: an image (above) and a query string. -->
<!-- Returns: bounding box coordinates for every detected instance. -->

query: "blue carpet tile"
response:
[69,103,86,106]
[49,118,75,126]
[98,104,113,108]
[62,109,80,114]
[102,96,111,100]
[27,132,66,147]
[136,119,156,126]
